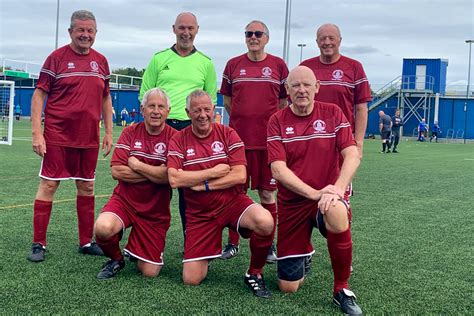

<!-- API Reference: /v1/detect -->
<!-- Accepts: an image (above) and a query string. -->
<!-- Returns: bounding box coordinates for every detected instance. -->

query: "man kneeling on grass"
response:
[167,90,275,298]
[94,88,177,279]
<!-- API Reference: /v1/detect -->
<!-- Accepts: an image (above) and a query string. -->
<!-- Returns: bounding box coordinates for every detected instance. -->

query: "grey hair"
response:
[70,10,96,29]
[245,20,269,37]
[316,23,341,39]
[186,89,212,110]
[141,88,170,109]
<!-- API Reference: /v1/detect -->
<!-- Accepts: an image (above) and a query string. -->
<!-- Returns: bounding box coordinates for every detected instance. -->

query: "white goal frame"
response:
[0,80,15,145]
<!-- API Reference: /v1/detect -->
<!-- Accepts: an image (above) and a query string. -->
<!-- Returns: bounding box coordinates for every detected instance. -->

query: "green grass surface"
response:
[1,120,473,314]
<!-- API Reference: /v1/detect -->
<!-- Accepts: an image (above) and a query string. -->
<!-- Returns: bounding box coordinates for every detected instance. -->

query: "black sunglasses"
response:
[245,31,266,38]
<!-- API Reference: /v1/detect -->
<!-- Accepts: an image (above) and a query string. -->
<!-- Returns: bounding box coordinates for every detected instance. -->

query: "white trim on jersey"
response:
[228,142,244,151]
[168,151,184,159]
[130,150,167,162]
[233,77,282,85]
[319,81,355,89]
[183,153,228,167]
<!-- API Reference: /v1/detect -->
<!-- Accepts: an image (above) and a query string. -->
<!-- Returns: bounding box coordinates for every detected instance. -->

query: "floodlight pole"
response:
[297,43,306,63]
[282,0,292,64]
[55,0,60,49]
[464,39,473,144]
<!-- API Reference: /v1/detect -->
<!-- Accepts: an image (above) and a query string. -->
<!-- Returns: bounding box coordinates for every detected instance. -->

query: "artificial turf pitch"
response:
[0,119,472,314]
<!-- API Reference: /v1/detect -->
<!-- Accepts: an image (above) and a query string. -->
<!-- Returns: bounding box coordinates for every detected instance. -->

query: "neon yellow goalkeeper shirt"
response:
[139,46,217,121]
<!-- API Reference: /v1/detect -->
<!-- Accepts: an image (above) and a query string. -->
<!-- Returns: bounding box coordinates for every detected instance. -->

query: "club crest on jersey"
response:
[134,141,142,149]
[90,61,99,72]
[285,126,294,135]
[211,141,224,154]
[154,142,166,155]
[313,120,326,133]
[67,62,75,69]
[332,69,343,80]
[186,148,195,157]
[262,67,272,77]
[239,69,246,76]
[269,178,276,185]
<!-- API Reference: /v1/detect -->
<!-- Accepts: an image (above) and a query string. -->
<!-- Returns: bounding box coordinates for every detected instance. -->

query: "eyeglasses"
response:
[245,31,266,38]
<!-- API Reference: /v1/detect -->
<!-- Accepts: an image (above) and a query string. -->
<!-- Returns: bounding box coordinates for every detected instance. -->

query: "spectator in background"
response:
[14,104,21,120]
[418,118,428,142]
[379,110,392,153]
[390,109,403,153]
[130,108,137,124]
[120,107,129,126]
[430,121,441,142]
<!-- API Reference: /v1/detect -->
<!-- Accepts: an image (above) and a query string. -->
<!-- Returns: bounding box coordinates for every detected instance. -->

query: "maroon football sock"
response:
[228,229,240,245]
[96,234,123,261]
[32,199,53,246]
[261,203,277,240]
[76,195,95,247]
[327,228,352,294]
[247,203,276,275]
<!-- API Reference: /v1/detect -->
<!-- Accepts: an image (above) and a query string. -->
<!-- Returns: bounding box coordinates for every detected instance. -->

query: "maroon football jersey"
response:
[167,123,247,215]
[111,123,176,222]
[221,53,288,149]
[36,45,110,148]
[267,101,355,205]
[300,55,371,132]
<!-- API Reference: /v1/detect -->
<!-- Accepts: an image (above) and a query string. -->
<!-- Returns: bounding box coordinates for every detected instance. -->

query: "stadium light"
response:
[464,39,473,144]
[297,43,306,63]
[55,0,60,49]
[282,0,292,64]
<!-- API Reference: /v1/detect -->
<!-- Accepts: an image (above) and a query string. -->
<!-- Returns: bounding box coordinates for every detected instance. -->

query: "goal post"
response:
[0,80,15,145]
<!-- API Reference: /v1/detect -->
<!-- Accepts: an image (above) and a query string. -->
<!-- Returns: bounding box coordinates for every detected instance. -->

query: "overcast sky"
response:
[1,0,473,91]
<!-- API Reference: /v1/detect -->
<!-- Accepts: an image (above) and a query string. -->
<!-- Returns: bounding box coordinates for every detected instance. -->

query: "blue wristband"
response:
[204,180,210,192]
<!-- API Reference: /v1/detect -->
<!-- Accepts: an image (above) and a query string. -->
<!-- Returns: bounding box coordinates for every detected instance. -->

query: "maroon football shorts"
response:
[277,197,352,260]
[39,144,99,181]
[183,194,255,262]
[245,150,276,191]
[102,195,170,265]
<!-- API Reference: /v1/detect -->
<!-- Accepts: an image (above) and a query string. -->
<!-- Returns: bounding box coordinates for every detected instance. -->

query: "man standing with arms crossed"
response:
[28,10,113,262]
[220,20,288,262]
[139,12,217,235]
[268,66,363,314]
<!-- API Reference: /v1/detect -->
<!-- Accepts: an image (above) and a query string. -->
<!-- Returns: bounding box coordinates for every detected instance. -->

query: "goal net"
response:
[0,80,15,145]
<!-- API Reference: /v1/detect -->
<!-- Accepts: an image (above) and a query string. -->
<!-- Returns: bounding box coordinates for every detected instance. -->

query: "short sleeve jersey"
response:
[36,45,110,148]
[167,123,247,215]
[220,53,289,149]
[139,47,217,121]
[392,115,403,132]
[267,102,355,205]
[111,123,177,222]
[300,55,371,132]
[379,114,392,132]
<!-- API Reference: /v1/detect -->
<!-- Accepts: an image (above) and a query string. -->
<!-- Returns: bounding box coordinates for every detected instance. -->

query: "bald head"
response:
[287,66,317,86]
[286,66,320,116]
[175,12,197,25]
[379,110,385,117]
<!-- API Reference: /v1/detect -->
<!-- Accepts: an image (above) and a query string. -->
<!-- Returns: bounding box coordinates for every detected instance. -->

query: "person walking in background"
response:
[139,12,217,237]
[390,109,403,153]
[120,107,129,126]
[220,20,288,262]
[28,10,113,262]
[430,121,441,142]
[379,110,392,153]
